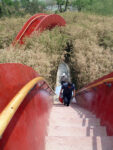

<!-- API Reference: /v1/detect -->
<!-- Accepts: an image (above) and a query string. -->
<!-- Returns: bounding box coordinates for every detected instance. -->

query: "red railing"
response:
[0,63,53,150]
[76,72,113,135]
[13,13,66,45]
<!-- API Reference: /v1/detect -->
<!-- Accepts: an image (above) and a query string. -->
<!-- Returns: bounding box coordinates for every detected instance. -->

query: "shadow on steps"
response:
[70,104,113,150]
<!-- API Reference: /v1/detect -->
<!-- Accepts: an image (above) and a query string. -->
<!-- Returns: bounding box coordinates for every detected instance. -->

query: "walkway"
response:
[46,103,113,150]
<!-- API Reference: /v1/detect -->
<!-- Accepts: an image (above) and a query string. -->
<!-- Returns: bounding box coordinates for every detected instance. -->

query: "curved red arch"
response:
[13,13,66,45]
[35,14,66,31]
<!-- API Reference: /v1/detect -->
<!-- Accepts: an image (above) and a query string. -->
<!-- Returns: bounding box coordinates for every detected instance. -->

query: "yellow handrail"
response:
[0,76,54,138]
[77,77,113,94]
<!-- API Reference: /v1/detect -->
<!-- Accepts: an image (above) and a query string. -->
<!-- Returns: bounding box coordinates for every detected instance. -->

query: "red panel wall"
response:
[0,63,53,150]
[76,72,113,136]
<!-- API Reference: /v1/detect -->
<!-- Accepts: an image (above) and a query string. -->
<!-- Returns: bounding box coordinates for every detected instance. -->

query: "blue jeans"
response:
[63,96,71,106]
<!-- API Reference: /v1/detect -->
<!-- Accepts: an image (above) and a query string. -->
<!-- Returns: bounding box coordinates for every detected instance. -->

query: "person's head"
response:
[62,73,66,77]
[68,82,72,87]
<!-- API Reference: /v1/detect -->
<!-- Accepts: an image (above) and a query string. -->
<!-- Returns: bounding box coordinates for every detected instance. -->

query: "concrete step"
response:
[52,110,96,119]
[46,104,111,149]
[49,123,99,128]
[50,110,97,119]
[53,104,95,115]
[46,136,113,150]
[49,117,100,127]
[49,108,100,127]
[47,126,107,136]
[50,112,100,121]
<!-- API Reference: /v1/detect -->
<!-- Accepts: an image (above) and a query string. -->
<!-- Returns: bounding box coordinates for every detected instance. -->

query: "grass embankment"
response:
[0,12,113,89]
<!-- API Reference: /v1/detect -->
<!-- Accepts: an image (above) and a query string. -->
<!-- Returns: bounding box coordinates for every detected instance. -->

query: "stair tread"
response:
[49,124,100,127]
[50,112,97,118]
[49,111,100,126]
[46,104,109,149]
[48,126,107,136]
[46,136,113,150]
[49,120,100,126]
[52,106,96,117]
[49,116,100,122]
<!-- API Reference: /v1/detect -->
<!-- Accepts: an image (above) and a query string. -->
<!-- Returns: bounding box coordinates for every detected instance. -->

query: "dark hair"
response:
[68,82,72,86]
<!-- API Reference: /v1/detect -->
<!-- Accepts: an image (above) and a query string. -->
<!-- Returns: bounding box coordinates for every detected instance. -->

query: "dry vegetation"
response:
[0,12,113,89]
[61,12,113,88]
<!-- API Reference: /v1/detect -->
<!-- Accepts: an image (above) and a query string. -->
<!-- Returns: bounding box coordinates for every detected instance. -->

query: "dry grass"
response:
[0,12,113,89]
[0,15,31,49]
[0,27,68,88]
[61,12,113,88]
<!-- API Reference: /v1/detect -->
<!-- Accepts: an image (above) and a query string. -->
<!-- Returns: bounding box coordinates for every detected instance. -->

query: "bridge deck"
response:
[46,102,113,150]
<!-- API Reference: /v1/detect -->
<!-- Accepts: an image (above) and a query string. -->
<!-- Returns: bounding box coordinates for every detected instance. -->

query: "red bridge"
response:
[0,14,113,150]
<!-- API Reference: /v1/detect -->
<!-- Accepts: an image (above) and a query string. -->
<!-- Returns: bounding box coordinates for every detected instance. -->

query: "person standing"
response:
[60,82,75,106]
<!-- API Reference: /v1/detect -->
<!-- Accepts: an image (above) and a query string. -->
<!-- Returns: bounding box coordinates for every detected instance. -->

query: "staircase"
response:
[46,103,113,150]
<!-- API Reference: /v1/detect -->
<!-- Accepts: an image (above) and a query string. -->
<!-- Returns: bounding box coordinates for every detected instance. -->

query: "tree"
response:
[0,3,2,17]
[64,0,69,11]
[56,0,69,12]
[72,0,90,11]
[0,0,15,16]
[56,0,65,12]
[20,0,46,14]
[1,0,13,6]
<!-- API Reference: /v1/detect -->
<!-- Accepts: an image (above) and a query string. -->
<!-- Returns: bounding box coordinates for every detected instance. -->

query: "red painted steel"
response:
[0,63,53,150]
[76,72,113,136]
[13,14,47,45]
[13,13,66,45]
[35,14,66,32]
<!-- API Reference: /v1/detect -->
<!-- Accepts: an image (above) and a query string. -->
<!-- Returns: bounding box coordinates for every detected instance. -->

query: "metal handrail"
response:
[76,77,113,94]
[0,76,54,138]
